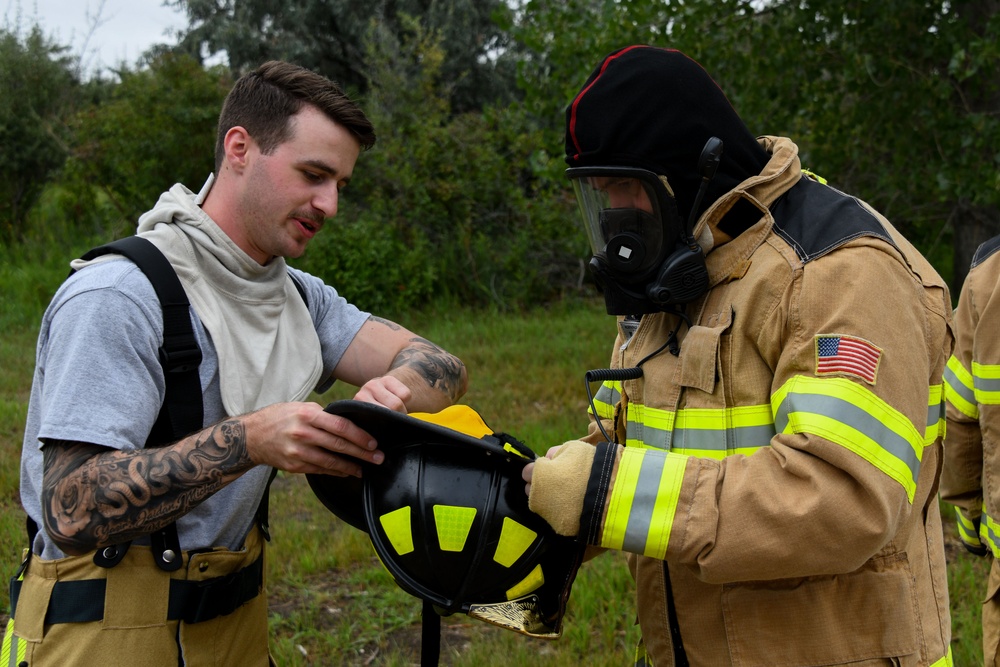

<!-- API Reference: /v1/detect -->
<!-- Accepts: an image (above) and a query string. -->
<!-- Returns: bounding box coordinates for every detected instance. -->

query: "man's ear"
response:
[222,126,253,173]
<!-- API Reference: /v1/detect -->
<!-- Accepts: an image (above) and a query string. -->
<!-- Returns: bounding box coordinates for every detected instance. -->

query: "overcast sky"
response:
[6,0,189,75]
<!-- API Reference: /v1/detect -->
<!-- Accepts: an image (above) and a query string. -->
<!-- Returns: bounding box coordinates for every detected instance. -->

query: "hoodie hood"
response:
[565,45,769,227]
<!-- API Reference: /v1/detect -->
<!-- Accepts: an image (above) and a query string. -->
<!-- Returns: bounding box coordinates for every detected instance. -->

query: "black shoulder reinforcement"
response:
[770,177,897,264]
[972,234,1000,269]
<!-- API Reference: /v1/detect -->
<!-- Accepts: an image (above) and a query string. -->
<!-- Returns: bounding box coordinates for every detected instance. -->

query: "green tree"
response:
[63,53,232,228]
[168,0,520,113]
[0,22,78,242]
[293,16,583,312]
[510,0,1000,289]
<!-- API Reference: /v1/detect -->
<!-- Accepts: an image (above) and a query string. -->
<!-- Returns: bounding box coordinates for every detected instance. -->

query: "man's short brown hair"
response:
[214,61,376,171]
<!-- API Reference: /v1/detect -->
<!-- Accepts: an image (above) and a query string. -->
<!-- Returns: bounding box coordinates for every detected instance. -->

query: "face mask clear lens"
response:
[570,170,666,258]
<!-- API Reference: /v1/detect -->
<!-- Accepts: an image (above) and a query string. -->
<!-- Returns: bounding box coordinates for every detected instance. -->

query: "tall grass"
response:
[0,242,990,665]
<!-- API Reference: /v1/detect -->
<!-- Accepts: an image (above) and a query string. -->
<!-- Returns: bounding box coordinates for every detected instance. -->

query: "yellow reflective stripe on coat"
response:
[773,375,924,502]
[944,355,978,419]
[1,618,26,667]
[973,361,1000,405]
[590,381,621,420]
[671,404,775,457]
[600,447,687,559]
[623,403,773,458]
[926,383,946,445]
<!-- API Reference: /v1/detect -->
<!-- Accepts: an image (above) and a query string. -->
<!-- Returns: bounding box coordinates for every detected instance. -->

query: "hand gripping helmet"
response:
[306,401,584,640]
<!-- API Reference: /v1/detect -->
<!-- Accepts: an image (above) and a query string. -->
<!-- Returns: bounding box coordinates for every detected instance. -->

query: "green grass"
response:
[0,251,991,665]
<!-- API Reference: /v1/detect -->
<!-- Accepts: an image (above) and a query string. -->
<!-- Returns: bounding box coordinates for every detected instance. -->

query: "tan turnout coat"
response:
[587,137,954,666]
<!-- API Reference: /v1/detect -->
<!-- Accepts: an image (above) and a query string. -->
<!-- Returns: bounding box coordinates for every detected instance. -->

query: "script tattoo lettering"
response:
[41,419,253,554]
[370,316,402,331]
[389,337,467,403]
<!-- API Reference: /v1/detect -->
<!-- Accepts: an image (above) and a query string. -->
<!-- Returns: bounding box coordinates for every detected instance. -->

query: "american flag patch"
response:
[815,334,882,384]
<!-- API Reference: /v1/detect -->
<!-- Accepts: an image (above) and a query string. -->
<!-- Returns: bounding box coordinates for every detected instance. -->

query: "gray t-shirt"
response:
[20,257,369,559]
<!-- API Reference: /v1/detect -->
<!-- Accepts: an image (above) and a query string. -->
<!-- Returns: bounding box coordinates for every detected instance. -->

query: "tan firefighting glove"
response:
[528,440,620,539]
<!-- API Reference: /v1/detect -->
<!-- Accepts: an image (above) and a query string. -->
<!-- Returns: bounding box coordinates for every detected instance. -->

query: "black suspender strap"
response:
[80,237,205,447]
[78,237,203,572]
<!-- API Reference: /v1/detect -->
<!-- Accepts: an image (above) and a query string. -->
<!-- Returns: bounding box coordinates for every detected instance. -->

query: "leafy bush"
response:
[294,216,436,315]
[0,23,79,243]
[298,16,586,312]
[60,53,232,230]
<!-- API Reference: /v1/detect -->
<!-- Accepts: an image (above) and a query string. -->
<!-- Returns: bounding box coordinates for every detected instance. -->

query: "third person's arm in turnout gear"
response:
[526,239,951,583]
[940,237,1000,557]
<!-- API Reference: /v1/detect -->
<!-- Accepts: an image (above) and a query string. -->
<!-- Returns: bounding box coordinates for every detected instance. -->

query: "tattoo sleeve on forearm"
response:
[389,337,467,402]
[41,419,254,553]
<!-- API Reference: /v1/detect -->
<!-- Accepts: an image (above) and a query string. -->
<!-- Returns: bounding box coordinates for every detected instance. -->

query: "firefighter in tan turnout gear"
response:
[523,45,954,666]
[941,232,1000,666]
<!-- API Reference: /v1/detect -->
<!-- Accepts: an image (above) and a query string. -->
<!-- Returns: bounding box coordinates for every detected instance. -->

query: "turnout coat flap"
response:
[585,137,953,666]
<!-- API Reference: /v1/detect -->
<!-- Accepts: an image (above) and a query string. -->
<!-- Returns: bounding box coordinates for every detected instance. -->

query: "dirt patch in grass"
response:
[267,565,494,665]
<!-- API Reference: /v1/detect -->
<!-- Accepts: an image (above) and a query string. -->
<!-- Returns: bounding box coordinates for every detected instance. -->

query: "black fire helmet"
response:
[306,400,585,639]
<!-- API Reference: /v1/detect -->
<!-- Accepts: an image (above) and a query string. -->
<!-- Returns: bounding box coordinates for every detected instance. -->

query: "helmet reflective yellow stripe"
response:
[973,361,1000,405]
[433,505,478,552]
[773,376,924,502]
[506,564,545,599]
[945,355,978,418]
[494,518,538,568]
[600,447,688,559]
[380,506,415,555]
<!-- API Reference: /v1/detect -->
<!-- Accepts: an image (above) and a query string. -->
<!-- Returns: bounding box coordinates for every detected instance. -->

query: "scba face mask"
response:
[568,166,706,315]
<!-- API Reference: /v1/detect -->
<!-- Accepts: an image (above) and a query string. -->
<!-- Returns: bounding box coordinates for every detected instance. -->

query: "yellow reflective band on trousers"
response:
[954,506,983,550]
[773,376,924,502]
[590,381,621,420]
[600,447,688,559]
[944,355,978,419]
[980,509,1000,558]
[624,403,774,459]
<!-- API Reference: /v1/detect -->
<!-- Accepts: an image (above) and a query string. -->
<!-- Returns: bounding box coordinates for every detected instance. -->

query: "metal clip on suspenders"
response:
[79,236,204,572]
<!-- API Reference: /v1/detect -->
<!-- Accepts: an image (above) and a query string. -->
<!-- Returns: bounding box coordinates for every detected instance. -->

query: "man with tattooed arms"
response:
[5,61,467,666]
